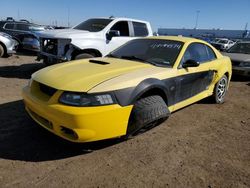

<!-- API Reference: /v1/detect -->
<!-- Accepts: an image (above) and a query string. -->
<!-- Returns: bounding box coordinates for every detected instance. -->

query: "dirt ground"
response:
[0,53,249,188]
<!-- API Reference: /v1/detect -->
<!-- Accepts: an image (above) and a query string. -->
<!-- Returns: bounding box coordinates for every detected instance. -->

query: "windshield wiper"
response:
[120,55,145,62]
[120,55,156,65]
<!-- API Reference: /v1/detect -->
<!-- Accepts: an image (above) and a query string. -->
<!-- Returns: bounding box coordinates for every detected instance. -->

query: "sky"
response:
[0,0,250,31]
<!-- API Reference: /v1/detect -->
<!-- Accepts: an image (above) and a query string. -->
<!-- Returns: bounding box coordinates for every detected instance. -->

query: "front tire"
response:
[0,44,5,57]
[126,95,170,138]
[213,75,228,104]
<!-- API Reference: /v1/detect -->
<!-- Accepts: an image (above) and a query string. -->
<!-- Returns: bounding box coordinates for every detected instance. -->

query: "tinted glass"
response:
[73,19,112,32]
[206,45,216,60]
[4,23,14,29]
[15,24,29,31]
[181,43,216,65]
[218,40,228,44]
[133,22,148,36]
[110,21,129,36]
[29,25,45,31]
[227,43,250,54]
[109,39,183,67]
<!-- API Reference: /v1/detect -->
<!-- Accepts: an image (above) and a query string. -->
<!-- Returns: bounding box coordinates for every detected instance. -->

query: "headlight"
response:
[59,92,116,106]
[240,61,250,67]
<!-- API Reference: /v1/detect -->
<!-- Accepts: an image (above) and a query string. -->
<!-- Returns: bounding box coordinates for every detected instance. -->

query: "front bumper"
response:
[38,38,73,64]
[38,52,70,64]
[22,86,133,143]
[6,39,18,54]
[232,66,250,77]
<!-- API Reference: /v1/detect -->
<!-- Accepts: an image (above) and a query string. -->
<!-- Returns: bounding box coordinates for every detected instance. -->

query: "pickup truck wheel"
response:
[0,44,5,57]
[126,95,170,139]
[75,53,94,60]
[213,75,228,104]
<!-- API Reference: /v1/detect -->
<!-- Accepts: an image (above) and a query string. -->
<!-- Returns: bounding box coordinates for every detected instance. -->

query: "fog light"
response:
[60,126,78,140]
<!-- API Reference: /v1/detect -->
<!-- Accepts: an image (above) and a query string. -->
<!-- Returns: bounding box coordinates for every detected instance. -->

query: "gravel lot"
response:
[0,53,249,188]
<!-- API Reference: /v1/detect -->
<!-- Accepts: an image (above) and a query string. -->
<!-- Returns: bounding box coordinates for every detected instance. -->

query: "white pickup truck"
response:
[38,17,153,65]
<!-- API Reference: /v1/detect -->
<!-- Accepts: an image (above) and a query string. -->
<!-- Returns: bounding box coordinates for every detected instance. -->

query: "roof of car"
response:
[146,36,205,43]
[91,17,150,24]
[0,20,35,24]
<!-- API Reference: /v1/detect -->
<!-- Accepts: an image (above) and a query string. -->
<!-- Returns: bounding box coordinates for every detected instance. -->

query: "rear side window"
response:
[132,22,148,36]
[15,24,30,31]
[4,23,14,30]
[181,43,216,65]
[206,45,216,60]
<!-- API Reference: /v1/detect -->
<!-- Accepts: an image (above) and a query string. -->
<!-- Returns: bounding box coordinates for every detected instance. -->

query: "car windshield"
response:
[218,40,228,44]
[227,43,250,54]
[73,18,113,32]
[108,39,184,67]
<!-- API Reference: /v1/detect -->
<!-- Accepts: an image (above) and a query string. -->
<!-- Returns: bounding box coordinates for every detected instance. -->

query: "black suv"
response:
[0,18,45,51]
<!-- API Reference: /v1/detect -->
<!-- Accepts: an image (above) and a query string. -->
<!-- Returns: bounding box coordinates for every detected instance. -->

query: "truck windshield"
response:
[73,18,113,32]
[108,39,183,67]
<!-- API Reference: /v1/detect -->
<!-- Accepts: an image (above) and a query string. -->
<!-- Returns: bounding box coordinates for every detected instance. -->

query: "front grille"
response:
[39,83,57,96]
[28,109,53,130]
[41,38,58,55]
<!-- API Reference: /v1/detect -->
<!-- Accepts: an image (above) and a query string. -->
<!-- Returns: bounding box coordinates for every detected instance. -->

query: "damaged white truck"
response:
[37,17,153,65]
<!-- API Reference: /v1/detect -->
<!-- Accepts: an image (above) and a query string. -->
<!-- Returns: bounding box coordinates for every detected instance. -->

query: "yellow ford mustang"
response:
[22,36,232,143]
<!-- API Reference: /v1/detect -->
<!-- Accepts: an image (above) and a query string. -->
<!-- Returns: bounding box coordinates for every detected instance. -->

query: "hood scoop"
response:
[89,59,110,65]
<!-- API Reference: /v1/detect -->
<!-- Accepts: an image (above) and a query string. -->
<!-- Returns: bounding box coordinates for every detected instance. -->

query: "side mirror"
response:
[182,59,200,68]
[106,30,120,41]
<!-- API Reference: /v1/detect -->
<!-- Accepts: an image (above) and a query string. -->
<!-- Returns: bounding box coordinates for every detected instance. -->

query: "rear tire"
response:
[126,95,170,138]
[75,53,95,60]
[0,44,5,57]
[213,75,228,104]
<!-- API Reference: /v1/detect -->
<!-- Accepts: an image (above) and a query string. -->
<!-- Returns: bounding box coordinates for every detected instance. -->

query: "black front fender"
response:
[114,78,177,106]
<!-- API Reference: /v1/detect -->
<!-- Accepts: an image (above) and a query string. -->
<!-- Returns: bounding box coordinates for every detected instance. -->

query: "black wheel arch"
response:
[114,78,173,107]
[71,48,102,59]
[224,72,230,79]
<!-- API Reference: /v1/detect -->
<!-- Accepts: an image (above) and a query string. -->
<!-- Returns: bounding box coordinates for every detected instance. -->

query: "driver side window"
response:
[110,21,129,36]
[180,43,216,67]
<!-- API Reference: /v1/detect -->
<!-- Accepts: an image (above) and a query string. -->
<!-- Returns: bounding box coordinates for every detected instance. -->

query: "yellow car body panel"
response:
[32,58,152,92]
[22,86,133,142]
[22,36,232,142]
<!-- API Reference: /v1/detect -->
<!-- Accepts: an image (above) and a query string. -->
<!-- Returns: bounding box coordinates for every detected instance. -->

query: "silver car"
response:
[223,41,250,77]
[0,32,19,57]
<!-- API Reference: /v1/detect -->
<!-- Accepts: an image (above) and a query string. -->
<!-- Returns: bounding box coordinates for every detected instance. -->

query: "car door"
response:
[174,43,217,104]
[105,21,133,55]
[14,23,34,44]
